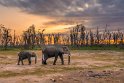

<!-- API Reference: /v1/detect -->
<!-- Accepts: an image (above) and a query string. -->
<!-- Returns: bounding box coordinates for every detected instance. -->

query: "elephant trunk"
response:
[35,55,37,64]
[68,53,71,65]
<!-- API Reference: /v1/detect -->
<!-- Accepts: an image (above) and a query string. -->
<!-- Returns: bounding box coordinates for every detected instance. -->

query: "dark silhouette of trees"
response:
[22,25,45,49]
[90,29,94,45]
[0,25,12,49]
[80,25,86,45]
[0,24,124,50]
[96,27,100,44]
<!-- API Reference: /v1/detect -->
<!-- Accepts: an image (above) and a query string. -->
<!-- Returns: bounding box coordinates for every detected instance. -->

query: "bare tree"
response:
[90,29,94,45]
[0,25,11,49]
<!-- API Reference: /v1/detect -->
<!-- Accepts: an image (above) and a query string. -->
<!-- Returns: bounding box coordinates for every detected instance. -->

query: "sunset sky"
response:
[0,0,124,34]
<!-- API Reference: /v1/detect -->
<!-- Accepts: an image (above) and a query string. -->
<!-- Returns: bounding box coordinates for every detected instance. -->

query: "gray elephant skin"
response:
[42,46,71,65]
[17,51,37,65]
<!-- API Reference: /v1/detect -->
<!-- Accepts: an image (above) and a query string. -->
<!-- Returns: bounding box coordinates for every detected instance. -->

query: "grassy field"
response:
[0,45,124,51]
[0,50,123,82]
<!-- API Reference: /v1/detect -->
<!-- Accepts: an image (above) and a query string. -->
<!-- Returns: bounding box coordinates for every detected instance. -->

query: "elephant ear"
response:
[62,46,70,54]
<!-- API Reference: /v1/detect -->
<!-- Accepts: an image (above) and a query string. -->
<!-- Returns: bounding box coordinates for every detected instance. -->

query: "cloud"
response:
[0,0,74,16]
[0,0,123,17]
[0,0,124,29]
[44,17,89,26]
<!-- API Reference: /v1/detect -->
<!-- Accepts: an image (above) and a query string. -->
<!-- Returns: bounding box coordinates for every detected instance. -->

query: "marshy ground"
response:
[0,50,124,83]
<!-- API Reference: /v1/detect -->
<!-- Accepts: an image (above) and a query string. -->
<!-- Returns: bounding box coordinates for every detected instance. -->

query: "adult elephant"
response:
[42,45,71,65]
[17,51,37,65]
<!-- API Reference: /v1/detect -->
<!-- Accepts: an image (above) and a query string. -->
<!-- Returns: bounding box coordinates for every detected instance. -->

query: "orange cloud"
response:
[0,6,56,34]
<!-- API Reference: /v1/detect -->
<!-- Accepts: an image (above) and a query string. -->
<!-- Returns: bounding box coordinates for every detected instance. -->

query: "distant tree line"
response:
[0,24,124,50]
[69,24,124,47]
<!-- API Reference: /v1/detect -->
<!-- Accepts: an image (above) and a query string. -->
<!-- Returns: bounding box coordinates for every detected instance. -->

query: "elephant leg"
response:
[20,57,24,65]
[17,57,20,65]
[44,57,48,65]
[53,55,58,65]
[42,54,48,65]
[21,60,24,65]
[43,60,47,65]
[28,57,31,65]
[59,55,64,65]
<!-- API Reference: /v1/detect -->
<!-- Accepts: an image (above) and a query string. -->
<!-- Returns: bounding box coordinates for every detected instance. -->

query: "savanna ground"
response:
[0,50,124,83]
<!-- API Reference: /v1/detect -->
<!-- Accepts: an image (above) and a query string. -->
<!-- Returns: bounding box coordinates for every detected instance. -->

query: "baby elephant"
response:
[17,51,37,65]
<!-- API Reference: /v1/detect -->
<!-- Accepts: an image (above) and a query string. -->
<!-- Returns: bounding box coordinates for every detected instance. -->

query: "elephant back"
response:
[43,46,57,53]
[18,51,31,57]
[42,45,70,54]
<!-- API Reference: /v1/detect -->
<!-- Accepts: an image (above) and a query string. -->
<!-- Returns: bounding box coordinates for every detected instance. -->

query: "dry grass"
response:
[0,50,123,78]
